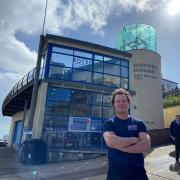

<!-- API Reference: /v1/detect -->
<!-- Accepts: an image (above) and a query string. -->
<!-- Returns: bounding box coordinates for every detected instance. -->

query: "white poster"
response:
[68,117,91,132]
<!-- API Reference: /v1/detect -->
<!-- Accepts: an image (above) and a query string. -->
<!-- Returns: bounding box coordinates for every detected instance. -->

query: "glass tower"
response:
[116,24,157,52]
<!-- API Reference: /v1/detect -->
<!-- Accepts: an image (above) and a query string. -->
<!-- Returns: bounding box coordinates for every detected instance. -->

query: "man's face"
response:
[176,115,180,120]
[114,94,129,114]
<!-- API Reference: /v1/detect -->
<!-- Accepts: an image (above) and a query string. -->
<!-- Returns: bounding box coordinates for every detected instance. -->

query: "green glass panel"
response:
[116,24,157,52]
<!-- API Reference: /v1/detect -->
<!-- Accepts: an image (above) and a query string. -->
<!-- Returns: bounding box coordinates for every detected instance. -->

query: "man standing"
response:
[169,114,180,165]
[103,88,151,180]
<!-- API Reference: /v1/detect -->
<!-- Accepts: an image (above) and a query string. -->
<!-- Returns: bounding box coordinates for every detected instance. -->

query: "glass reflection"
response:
[51,53,73,67]
[103,74,120,87]
[72,69,91,83]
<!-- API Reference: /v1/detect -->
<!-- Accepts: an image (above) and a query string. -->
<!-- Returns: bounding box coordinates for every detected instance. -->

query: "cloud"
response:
[0,34,37,75]
[0,71,22,139]
[0,0,163,77]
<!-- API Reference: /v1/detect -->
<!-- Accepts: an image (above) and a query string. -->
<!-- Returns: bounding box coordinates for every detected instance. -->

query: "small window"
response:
[103,74,120,87]
[49,66,72,80]
[51,53,73,67]
[121,60,129,66]
[52,46,73,55]
[103,94,112,106]
[121,78,128,89]
[92,92,102,105]
[74,50,92,58]
[104,63,120,76]
[121,66,128,78]
[47,87,71,102]
[70,103,91,117]
[45,101,70,116]
[72,69,92,83]
[93,73,103,85]
[94,54,103,61]
[94,60,103,72]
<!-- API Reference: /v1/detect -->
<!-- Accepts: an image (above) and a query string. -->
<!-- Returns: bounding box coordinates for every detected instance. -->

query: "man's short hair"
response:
[112,88,132,105]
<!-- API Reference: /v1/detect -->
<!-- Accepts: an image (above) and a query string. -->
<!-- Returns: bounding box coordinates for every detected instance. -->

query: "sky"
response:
[0,0,180,139]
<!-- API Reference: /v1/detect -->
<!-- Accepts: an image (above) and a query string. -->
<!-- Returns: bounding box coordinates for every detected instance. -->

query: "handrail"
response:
[2,67,43,111]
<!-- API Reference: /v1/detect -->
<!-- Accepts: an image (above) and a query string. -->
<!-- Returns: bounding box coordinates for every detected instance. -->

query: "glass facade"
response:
[162,79,178,91]
[42,44,129,151]
[43,86,114,150]
[46,44,129,89]
[116,24,157,52]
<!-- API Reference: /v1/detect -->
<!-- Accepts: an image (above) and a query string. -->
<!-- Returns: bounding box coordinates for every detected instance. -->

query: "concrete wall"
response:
[129,49,164,130]
[163,105,180,128]
[32,82,48,139]
[8,82,47,144]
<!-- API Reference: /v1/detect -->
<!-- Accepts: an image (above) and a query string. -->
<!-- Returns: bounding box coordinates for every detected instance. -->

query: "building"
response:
[2,29,164,162]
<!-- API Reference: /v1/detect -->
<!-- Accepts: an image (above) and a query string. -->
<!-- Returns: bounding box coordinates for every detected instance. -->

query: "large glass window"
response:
[111,57,121,65]
[103,74,120,87]
[49,66,72,80]
[73,57,92,71]
[121,66,128,77]
[104,56,112,63]
[72,69,92,83]
[74,50,92,59]
[45,101,69,116]
[93,73,103,84]
[71,90,92,104]
[70,103,91,117]
[92,92,102,105]
[47,88,70,102]
[121,78,128,89]
[91,118,102,132]
[92,105,102,118]
[71,90,92,117]
[94,60,103,72]
[48,45,129,89]
[44,115,68,131]
[121,60,129,66]
[104,63,120,76]
[51,53,73,67]
[102,106,114,118]
[52,47,73,55]
[94,54,103,61]
[103,93,112,106]
[43,86,116,151]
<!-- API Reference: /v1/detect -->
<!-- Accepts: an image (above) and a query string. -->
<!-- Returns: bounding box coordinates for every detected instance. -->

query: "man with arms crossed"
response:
[103,88,151,180]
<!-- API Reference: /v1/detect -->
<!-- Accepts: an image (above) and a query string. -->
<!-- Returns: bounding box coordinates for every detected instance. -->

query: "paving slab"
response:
[1,144,180,180]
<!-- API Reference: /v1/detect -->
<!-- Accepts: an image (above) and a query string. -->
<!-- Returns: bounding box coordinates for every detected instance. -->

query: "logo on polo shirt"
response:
[128,125,137,130]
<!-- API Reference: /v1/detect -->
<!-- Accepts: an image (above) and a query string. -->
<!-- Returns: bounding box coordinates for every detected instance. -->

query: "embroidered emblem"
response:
[128,125,137,130]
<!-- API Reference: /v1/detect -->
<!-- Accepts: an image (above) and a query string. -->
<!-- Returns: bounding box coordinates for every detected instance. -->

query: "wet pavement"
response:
[0,144,180,180]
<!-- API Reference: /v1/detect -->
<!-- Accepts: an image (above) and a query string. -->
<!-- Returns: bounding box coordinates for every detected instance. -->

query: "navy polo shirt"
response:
[170,120,180,137]
[103,116,148,177]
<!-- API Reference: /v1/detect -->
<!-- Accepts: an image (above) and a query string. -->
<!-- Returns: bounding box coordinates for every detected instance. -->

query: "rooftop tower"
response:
[116,24,157,52]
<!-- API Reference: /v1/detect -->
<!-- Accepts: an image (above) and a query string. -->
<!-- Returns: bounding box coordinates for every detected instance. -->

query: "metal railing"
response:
[2,67,39,112]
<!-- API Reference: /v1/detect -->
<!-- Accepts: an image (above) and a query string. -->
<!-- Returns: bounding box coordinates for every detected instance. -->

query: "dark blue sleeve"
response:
[169,121,175,137]
[138,121,148,133]
[103,120,113,133]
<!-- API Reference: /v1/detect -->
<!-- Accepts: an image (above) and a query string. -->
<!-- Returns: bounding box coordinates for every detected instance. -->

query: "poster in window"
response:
[68,116,91,132]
